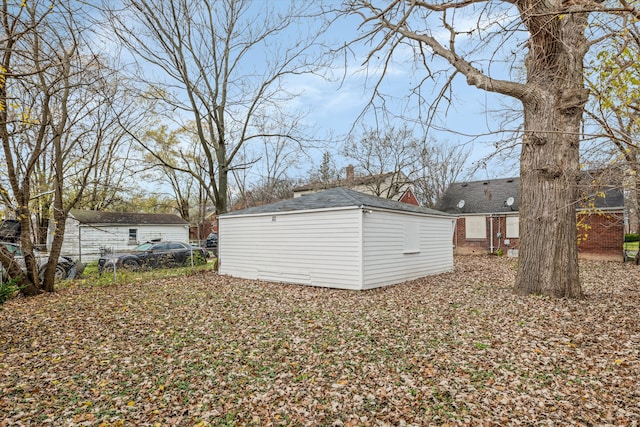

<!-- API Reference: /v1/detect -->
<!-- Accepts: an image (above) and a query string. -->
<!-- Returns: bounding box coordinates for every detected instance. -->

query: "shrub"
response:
[186,252,207,266]
[0,277,21,304]
[624,233,639,242]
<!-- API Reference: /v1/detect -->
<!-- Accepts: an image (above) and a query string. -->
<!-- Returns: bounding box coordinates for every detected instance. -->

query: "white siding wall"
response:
[219,209,363,290]
[362,210,455,289]
[57,217,81,258]
[56,221,188,262]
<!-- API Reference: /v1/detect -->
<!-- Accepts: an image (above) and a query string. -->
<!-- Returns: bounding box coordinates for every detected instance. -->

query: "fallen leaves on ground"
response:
[0,256,639,426]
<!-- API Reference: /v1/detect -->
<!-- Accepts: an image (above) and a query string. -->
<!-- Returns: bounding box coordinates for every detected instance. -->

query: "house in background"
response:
[219,187,456,290]
[293,165,420,206]
[49,210,189,262]
[436,176,625,259]
[189,211,218,242]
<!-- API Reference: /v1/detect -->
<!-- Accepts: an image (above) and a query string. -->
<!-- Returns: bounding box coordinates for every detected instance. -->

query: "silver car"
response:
[0,241,84,282]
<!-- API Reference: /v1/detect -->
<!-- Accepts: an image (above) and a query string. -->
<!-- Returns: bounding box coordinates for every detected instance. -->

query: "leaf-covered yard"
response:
[1,256,639,426]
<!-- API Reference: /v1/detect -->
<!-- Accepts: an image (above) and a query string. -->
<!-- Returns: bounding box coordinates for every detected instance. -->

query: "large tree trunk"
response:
[621,149,639,235]
[216,138,228,214]
[43,202,67,292]
[635,157,640,237]
[17,209,41,296]
[514,5,588,298]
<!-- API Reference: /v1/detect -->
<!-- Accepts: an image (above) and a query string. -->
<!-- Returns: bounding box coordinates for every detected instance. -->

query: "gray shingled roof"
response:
[222,187,452,217]
[69,209,188,225]
[436,178,521,214]
[436,176,624,214]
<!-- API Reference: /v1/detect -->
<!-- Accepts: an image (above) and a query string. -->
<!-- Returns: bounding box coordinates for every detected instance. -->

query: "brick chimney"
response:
[346,164,355,180]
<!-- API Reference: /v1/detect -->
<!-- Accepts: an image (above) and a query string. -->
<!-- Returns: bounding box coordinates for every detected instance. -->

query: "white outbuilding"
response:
[49,210,190,263]
[219,187,456,290]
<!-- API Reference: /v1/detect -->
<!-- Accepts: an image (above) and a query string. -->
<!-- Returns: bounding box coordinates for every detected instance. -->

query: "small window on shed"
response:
[128,228,138,245]
[403,222,420,254]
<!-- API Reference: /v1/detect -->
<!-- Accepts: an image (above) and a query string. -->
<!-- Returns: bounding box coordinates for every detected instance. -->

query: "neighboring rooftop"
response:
[436,178,521,214]
[293,170,398,193]
[223,187,451,217]
[69,210,188,225]
[436,175,624,214]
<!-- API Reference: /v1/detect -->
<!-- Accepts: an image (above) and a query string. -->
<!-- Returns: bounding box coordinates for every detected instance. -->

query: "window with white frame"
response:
[128,228,138,244]
[465,216,486,239]
[506,216,520,238]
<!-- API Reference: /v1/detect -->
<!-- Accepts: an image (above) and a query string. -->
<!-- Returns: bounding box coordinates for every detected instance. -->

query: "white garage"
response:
[219,187,456,290]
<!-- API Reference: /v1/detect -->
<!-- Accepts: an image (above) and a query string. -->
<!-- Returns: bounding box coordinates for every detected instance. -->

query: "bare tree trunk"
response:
[43,192,67,292]
[634,155,640,236]
[17,208,40,296]
[514,6,588,298]
[216,142,228,214]
[624,155,639,234]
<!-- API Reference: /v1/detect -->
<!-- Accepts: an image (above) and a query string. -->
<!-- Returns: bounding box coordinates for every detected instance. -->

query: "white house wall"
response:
[56,218,81,260]
[362,210,455,289]
[219,209,363,290]
[55,219,188,262]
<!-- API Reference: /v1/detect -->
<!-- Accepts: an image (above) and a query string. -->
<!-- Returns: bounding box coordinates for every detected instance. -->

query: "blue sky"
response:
[105,1,525,186]
[280,5,524,181]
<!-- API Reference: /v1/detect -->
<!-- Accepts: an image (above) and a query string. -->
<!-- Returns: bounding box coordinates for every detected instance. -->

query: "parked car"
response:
[0,241,84,282]
[98,241,209,273]
[0,220,20,243]
[205,232,218,255]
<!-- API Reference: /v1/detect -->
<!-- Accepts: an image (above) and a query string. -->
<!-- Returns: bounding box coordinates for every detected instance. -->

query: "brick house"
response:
[293,165,420,206]
[189,210,218,242]
[436,176,624,260]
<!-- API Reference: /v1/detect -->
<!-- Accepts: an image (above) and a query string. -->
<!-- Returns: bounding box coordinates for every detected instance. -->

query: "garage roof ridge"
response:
[222,187,452,217]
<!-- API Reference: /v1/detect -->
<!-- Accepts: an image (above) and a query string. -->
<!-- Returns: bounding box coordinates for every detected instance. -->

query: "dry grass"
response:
[1,256,639,426]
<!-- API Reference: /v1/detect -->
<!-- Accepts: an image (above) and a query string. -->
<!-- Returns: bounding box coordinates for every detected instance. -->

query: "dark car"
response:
[205,232,218,255]
[98,241,209,273]
[0,241,83,281]
[0,220,20,243]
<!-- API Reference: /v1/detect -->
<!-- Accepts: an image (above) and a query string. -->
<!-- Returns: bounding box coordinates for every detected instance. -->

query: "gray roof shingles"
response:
[436,178,521,214]
[436,176,624,214]
[69,210,188,225]
[222,187,452,217]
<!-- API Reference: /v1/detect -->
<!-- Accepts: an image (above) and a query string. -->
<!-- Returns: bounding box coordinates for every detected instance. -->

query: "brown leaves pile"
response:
[1,256,639,426]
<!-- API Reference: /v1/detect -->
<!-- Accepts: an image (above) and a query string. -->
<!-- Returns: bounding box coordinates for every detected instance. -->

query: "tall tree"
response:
[343,125,420,199]
[143,126,197,221]
[229,112,306,208]
[306,151,341,184]
[140,125,205,221]
[0,0,134,293]
[346,1,640,298]
[1,0,65,294]
[72,79,145,213]
[343,125,468,205]
[105,0,329,214]
[414,141,470,208]
[585,18,640,235]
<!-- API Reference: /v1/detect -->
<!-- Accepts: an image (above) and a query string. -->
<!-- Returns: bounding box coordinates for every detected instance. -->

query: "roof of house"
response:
[69,209,188,225]
[436,178,521,214]
[292,172,398,193]
[436,175,624,214]
[222,187,452,217]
